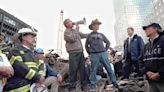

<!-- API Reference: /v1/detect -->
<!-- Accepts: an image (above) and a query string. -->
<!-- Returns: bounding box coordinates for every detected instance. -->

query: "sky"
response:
[0,0,116,58]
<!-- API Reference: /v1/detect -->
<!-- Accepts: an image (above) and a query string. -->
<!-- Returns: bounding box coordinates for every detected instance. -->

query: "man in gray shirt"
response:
[64,18,87,92]
[85,19,118,90]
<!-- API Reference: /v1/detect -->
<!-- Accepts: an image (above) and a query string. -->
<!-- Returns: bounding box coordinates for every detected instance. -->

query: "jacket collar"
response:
[17,44,32,52]
[129,34,135,39]
[148,35,160,45]
[22,44,31,50]
[127,34,137,40]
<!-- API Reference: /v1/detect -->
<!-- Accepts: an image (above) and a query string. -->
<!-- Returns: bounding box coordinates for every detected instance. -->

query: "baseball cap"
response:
[143,23,162,30]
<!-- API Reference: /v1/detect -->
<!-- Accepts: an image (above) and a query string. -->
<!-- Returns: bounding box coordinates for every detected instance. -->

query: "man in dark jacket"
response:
[122,27,144,79]
[140,23,164,92]
[85,19,118,91]
[4,28,45,92]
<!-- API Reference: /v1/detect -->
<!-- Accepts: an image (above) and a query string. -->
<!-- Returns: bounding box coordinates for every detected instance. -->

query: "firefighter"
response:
[4,28,45,92]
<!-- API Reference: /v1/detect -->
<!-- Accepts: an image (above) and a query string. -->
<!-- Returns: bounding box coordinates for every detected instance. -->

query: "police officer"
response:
[4,28,45,92]
[140,23,164,92]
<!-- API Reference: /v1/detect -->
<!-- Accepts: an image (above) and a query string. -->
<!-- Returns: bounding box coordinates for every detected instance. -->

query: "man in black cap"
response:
[140,23,164,92]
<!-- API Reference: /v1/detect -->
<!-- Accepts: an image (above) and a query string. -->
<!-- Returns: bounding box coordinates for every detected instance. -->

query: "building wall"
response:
[114,0,153,47]
[0,8,37,43]
[114,0,128,46]
[154,0,164,28]
[144,0,164,28]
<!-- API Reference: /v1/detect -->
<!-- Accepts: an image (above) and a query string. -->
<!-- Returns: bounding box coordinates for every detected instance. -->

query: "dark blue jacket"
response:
[123,34,144,61]
[5,45,43,91]
[46,64,59,77]
[139,35,164,82]
[85,32,110,54]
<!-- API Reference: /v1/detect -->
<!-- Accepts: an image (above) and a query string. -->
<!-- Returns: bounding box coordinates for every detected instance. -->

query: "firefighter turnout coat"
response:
[4,45,44,92]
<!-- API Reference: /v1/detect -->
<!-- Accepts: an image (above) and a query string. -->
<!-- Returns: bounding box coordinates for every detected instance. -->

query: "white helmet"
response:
[18,28,36,36]
[30,83,48,92]
[116,52,122,56]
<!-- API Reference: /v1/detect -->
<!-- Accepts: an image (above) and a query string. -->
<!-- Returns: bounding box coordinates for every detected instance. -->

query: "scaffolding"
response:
[56,10,64,55]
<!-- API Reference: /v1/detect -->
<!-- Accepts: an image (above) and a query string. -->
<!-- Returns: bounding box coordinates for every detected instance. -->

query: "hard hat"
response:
[116,52,122,56]
[18,28,36,36]
[0,33,5,37]
[36,48,44,54]
[30,83,48,92]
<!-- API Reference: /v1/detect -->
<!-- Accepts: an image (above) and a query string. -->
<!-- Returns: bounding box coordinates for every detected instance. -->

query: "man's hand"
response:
[57,74,63,82]
[35,83,45,88]
[36,75,45,88]
[150,73,160,81]
[1,66,14,78]
[37,75,45,84]
[146,71,154,79]
[146,72,160,81]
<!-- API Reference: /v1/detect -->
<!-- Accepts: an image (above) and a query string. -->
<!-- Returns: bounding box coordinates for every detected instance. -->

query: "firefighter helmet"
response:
[18,28,36,36]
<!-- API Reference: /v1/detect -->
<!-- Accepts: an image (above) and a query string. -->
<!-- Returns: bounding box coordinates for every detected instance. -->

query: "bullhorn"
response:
[73,18,86,25]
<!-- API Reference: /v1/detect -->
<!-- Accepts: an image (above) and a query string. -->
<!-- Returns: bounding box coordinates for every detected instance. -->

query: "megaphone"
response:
[73,18,86,25]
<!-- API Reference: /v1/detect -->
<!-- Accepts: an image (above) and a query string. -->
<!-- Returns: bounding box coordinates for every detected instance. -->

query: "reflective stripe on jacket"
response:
[4,45,43,91]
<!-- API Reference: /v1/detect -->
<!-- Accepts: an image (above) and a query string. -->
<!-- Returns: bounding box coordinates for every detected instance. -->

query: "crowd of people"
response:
[0,18,163,92]
[63,19,164,92]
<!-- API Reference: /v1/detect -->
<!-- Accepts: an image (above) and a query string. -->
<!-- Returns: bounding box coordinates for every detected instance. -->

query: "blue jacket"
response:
[85,32,110,54]
[46,64,59,77]
[123,34,144,61]
[139,35,164,82]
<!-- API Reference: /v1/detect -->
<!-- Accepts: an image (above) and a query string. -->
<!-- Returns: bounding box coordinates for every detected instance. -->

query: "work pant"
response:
[149,81,164,92]
[44,76,59,92]
[122,58,139,79]
[68,52,85,91]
